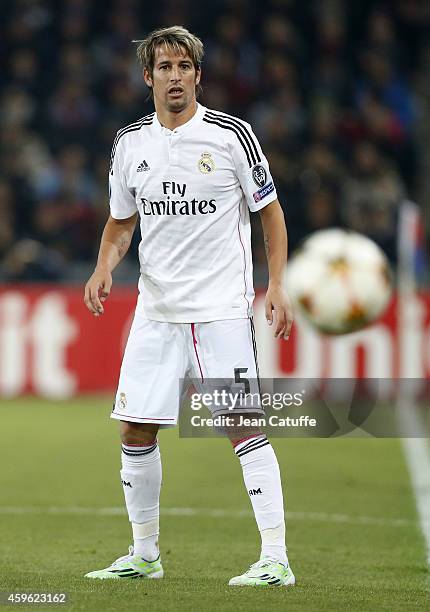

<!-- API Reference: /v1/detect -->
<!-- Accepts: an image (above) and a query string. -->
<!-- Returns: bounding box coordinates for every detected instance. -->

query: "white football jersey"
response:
[109,103,278,322]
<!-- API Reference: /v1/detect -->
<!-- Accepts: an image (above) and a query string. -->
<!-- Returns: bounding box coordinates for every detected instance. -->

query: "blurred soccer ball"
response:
[285,228,392,335]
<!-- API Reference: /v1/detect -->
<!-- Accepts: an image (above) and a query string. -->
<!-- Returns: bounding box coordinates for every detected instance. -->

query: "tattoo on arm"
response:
[264,233,270,258]
[117,237,128,259]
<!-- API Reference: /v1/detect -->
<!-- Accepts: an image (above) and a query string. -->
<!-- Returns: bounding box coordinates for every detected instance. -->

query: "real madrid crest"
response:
[198,152,215,174]
[118,392,127,411]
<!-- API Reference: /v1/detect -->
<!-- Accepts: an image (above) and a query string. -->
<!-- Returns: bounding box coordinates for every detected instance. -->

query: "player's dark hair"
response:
[134,25,204,98]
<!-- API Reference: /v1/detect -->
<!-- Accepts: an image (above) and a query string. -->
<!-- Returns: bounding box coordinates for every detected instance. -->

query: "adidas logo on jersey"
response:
[137,160,150,172]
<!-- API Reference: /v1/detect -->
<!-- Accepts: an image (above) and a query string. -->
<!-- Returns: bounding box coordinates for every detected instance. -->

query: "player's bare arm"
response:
[259,199,293,340]
[84,213,138,316]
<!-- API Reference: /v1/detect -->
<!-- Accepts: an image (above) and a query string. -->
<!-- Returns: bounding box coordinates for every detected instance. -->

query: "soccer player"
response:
[83,26,294,587]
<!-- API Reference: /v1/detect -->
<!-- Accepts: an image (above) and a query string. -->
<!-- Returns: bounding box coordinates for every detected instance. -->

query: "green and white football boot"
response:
[84,546,163,580]
[229,557,295,587]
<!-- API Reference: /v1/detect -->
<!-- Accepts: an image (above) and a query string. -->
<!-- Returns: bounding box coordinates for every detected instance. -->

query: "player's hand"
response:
[265,283,293,340]
[84,266,112,317]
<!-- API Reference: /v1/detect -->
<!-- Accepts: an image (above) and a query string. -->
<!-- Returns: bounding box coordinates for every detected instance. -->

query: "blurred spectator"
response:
[46,81,99,142]
[355,52,415,132]
[342,141,405,261]
[305,188,341,232]
[1,86,36,127]
[1,239,65,282]
[33,145,96,200]
[8,48,41,96]
[0,181,15,259]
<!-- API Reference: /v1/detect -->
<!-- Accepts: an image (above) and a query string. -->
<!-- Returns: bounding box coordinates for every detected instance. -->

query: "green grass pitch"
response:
[0,397,428,611]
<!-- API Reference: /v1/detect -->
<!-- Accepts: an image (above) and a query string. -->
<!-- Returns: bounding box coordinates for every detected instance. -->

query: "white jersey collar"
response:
[154,103,206,135]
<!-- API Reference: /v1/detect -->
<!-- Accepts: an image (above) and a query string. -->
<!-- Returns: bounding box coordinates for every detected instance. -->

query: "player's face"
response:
[144,44,201,114]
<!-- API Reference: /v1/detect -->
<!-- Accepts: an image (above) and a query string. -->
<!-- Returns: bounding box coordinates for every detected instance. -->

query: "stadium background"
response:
[0,1,429,610]
[1,0,429,392]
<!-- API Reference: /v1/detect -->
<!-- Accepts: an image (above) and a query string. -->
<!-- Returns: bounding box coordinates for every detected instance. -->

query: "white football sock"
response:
[235,435,288,565]
[121,441,162,561]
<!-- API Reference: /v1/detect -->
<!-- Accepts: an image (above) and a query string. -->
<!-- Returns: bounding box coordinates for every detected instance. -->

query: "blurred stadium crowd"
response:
[0,0,428,282]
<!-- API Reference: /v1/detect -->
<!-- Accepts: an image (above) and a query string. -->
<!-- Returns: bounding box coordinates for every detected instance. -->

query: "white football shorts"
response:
[111,313,262,426]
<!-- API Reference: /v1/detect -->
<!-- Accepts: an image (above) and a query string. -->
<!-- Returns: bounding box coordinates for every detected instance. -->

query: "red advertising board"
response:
[0,286,429,397]
[0,285,136,397]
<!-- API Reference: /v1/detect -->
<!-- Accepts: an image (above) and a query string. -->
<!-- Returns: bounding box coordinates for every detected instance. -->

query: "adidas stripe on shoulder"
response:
[110,112,155,174]
[203,110,261,168]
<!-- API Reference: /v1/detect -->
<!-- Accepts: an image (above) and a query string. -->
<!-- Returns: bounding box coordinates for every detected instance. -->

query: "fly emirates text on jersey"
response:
[141,181,216,216]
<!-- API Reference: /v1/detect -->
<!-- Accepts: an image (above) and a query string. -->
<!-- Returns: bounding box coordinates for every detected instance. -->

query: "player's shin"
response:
[121,441,162,561]
[234,434,289,566]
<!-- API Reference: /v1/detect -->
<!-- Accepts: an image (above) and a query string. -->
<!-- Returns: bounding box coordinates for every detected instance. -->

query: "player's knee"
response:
[229,429,264,447]
[120,421,159,445]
